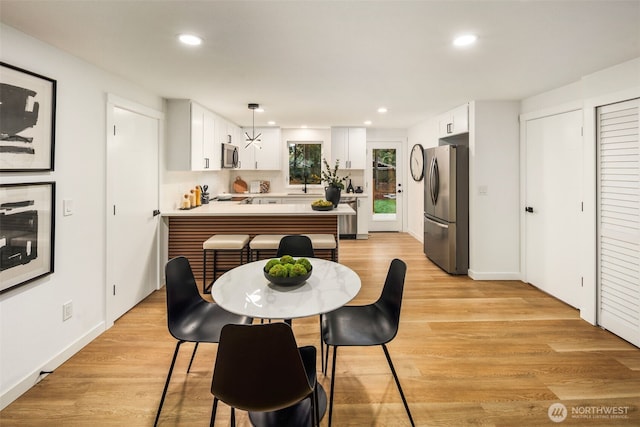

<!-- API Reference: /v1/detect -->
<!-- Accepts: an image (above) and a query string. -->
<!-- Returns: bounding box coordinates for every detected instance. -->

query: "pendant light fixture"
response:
[244,103,262,149]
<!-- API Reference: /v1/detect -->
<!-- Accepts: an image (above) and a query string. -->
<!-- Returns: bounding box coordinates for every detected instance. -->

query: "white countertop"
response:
[236,192,368,198]
[162,203,355,217]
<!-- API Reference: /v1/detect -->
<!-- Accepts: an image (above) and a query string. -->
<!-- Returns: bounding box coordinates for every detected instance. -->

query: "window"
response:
[288,142,322,186]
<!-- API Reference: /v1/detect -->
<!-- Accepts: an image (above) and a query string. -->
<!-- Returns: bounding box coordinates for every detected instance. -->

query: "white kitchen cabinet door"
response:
[438,103,469,138]
[202,108,217,170]
[254,197,282,204]
[331,127,366,169]
[166,99,219,171]
[240,127,282,170]
[356,196,369,239]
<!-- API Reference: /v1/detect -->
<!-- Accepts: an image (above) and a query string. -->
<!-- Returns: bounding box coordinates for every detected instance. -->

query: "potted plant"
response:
[322,158,349,207]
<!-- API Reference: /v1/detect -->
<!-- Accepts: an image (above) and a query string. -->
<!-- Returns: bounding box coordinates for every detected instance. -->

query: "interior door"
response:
[106,99,160,325]
[524,110,582,308]
[366,142,403,232]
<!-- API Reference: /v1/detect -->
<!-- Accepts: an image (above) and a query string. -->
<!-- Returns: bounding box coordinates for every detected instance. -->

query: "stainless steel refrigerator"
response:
[424,145,469,274]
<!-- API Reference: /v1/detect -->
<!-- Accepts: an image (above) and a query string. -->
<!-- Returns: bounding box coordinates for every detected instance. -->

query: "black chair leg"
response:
[154,340,183,427]
[231,407,236,427]
[328,346,338,427]
[202,250,208,294]
[210,397,219,427]
[187,342,199,373]
[314,384,320,427]
[382,344,415,427]
[319,315,325,373]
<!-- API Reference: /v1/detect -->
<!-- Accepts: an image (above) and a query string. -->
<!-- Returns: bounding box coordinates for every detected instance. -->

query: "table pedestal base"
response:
[248,385,327,426]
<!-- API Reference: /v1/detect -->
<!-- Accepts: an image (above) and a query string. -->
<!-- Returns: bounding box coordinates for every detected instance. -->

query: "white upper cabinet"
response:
[239,127,282,170]
[166,99,220,171]
[331,127,366,169]
[438,103,469,138]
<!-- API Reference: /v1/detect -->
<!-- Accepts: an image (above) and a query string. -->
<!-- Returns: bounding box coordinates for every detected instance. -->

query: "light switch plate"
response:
[63,199,73,216]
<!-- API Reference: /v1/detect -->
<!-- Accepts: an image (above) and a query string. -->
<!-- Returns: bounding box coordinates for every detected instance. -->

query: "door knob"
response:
[525,206,534,213]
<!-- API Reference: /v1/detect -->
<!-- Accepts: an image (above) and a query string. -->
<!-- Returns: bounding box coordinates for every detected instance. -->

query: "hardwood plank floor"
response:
[1,233,639,426]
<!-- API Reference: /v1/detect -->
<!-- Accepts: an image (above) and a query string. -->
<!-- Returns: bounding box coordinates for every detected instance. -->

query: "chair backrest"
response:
[211,323,313,412]
[165,256,204,328]
[276,234,315,258]
[374,258,408,339]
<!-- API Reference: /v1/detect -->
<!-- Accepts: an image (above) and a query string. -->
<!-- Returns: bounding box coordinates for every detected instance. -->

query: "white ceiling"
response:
[1,0,639,129]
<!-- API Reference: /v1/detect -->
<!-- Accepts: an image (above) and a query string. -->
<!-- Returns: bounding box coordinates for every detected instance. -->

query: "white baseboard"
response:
[0,322,105,411]
[468,270,522,281]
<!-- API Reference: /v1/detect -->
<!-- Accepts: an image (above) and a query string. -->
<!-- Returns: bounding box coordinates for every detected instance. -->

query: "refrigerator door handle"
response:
[432,157,439,205]
[429,157,436,205]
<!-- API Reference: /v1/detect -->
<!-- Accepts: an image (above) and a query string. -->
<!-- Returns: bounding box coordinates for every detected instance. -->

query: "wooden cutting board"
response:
[233,176,248,193]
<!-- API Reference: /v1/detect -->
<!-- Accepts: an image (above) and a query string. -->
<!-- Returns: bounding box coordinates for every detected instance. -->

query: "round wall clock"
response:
[410,143,424,181]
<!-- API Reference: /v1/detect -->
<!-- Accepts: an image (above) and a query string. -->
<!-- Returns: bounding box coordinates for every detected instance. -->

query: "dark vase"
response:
[325,186,341,207]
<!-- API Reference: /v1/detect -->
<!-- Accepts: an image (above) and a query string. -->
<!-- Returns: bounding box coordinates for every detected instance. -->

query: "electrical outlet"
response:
[63,301,73,321]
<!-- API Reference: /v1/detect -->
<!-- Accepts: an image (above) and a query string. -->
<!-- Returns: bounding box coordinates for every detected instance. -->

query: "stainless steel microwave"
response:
[221,143,239,168]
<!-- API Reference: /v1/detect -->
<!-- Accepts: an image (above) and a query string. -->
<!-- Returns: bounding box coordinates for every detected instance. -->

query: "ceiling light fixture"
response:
[377,107,388,113]
[453,34,477,47]
[245,103,262,149]
[364,120,372,125]
[178,34,202,46]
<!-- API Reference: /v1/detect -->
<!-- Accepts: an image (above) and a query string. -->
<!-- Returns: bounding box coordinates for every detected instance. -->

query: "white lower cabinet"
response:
[356,196,369,239]
[253,197,282,204]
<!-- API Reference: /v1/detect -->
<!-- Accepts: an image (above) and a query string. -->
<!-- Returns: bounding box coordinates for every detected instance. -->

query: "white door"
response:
[366,142,403,232]
[597,98,640,347]
[524,110,582,308]
[106,98,160,325]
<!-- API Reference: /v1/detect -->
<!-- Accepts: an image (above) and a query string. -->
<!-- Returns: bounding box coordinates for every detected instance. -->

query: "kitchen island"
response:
[162,203,355,281]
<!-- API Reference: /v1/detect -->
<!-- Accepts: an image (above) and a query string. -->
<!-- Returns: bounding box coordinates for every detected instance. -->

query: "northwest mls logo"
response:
[548,403,568,423]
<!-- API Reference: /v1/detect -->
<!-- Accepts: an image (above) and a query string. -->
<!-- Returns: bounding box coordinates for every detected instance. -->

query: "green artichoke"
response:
[290,263,308,277]
[268,264,288,277]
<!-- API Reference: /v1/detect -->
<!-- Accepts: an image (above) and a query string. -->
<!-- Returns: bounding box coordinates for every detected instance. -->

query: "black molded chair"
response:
[154,256,253,426]
[210,323,319,427]
[276,234,315,258]
[274,234,327,368]
[321,258,415,427]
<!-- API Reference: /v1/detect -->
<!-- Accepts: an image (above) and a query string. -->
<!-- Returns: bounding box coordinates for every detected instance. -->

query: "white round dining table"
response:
[211,258,361,320]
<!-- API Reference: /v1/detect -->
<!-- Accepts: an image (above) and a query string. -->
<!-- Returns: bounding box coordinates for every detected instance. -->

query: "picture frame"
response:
[0,62,56,171]
[0,182,55,293]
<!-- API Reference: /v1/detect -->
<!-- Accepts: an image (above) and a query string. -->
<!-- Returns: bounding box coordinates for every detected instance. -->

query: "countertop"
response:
[162,203,355,217]
[231,192,368,198]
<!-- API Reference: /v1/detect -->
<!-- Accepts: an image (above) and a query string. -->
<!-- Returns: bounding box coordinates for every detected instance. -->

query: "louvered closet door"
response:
[597,98,640,347]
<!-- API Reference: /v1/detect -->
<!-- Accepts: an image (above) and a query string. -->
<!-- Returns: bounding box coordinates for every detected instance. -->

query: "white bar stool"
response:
[304,234,337,261]
[202,234,250,293]
[249,234,286,261]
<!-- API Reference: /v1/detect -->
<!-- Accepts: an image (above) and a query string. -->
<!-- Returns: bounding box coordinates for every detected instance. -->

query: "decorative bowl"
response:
[311,204,333,211]
[263,266,312,286]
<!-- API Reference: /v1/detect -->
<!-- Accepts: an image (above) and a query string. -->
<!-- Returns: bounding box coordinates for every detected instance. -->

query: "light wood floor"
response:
[2,233,639,426]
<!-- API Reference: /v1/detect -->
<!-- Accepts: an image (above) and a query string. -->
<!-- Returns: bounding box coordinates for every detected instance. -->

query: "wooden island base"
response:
[168,215,339,282]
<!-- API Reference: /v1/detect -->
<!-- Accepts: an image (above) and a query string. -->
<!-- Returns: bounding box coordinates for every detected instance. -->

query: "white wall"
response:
[406,120,438,240]
[468,101,520,279]
[0,24,163,409]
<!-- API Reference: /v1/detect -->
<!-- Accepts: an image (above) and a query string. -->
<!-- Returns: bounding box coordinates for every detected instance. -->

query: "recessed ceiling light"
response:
[364,120,372,125]
[453,34,477,47]
[301,125,308,129]
[377,107,387,114]
[267,120,276,126]
[178,34,202,46]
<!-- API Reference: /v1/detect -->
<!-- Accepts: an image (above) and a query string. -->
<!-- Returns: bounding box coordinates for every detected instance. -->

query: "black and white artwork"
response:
[0,62,56,171]
[0,182,55,293]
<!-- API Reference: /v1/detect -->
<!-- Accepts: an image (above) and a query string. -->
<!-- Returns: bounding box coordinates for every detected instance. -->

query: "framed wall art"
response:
[0,182,55,293]
[0,62,56,171]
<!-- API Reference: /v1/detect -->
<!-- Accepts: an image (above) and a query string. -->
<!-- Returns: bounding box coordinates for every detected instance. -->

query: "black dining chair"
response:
[274,234,328,369]
[154,256,253,427]
[321,258,415,427]
[276,234,315,258]
[210,323,319,427]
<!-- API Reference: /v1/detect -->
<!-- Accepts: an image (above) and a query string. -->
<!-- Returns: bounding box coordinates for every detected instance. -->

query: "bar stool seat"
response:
[203,234,250,293]
[304,234,337,261]
[249,234,286,261]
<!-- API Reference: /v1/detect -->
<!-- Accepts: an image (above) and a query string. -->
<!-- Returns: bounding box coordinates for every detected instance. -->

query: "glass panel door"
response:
[367,142,403,231]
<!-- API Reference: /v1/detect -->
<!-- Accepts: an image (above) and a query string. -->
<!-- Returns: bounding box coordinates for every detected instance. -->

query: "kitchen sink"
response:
[286,192,323,196]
